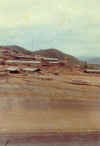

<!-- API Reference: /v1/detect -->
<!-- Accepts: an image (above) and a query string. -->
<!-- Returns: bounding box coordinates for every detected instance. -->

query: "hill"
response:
[0,45,32,55]
[33,48,80,65]
[0,45,80,65]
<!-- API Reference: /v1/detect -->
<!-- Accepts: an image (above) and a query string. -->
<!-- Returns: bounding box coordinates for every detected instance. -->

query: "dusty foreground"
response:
[0,72,100,145]
[0,132,100,145]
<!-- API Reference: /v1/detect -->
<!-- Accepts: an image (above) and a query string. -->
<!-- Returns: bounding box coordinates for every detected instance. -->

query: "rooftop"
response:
[6,60,40,64]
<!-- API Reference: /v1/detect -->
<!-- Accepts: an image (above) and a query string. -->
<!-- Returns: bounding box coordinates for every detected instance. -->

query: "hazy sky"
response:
[0,0,100,57]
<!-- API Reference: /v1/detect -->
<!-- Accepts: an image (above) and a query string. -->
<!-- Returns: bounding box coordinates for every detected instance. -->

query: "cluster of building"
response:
[0,51,60,74]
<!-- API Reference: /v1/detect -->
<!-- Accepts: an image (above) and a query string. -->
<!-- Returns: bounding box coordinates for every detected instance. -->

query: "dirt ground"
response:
[0,71,99,134]
[0,132,100,145]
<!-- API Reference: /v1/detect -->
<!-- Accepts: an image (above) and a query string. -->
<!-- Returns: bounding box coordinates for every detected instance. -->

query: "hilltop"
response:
[0,45,32,55]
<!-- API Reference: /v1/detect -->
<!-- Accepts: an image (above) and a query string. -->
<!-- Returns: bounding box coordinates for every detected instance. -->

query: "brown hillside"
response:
[0,45,32,55]
[33,48,80,65]
[0,46,80,65]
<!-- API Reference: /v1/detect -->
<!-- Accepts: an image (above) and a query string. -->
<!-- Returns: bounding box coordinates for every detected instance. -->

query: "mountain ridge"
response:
[0,45,80,65]
[79,56,100,64]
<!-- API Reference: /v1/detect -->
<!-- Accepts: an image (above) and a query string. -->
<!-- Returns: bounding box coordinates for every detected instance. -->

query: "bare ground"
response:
[0,72,100,144]
[0,72,99,133]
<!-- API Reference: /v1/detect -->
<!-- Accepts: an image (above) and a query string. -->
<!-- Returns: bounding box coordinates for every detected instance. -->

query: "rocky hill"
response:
[33,48,80,65]
[0,45,80,65]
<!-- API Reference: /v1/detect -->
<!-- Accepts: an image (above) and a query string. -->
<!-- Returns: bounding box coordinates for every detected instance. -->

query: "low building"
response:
[35,55,59,62]
[41,57,59,66]
[7,67,20,74]
[6,60,41,65]
[12,55,35,60]
[41,57,59,62]
[84,69,100,74]
[22,68,40,73]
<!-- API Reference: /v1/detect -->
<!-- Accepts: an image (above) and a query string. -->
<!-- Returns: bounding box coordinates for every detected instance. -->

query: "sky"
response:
[0,0,100,57]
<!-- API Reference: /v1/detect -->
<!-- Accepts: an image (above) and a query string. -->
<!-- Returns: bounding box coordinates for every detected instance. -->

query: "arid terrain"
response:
[0,72,99,145]
[0,46,100,145]
[0,72,100,133]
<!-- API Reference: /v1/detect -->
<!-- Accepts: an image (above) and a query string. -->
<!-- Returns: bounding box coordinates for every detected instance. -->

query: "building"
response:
[11,55,35,60]
[22,68,40,73]
[6,60,41,65]
[84,69,100,74]
[41,57,59,62]
[7,67,20,73]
